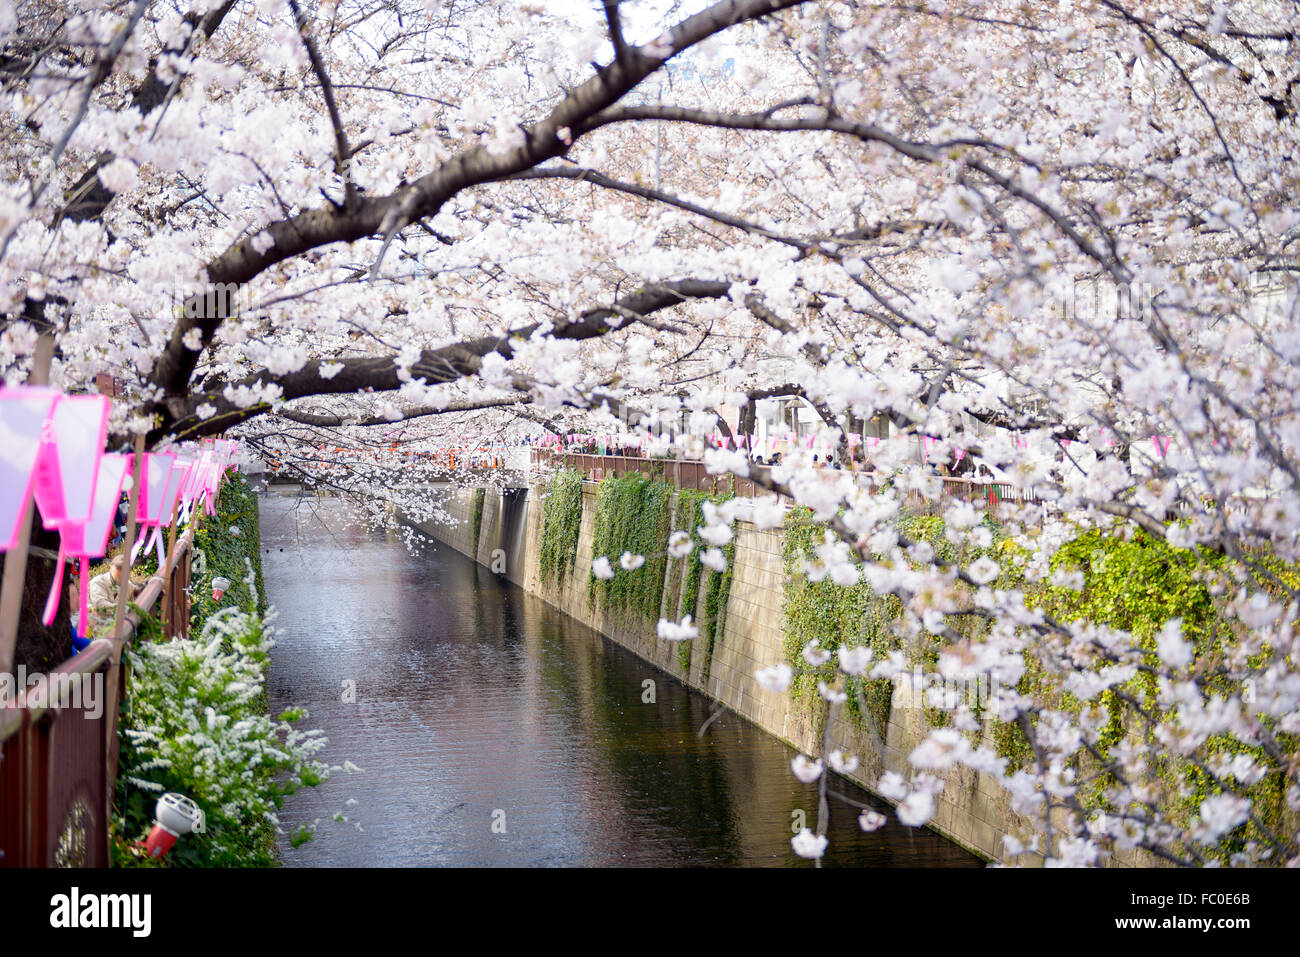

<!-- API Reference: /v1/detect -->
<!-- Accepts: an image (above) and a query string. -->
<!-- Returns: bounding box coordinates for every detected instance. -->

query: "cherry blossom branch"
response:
[510,165,814,251]
[151,278,737,442]
[287,0,359,211]
[146,0,814,425]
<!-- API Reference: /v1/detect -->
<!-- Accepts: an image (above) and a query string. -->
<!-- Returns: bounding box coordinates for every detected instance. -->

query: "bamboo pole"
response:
[162,495,181,638]
[103,434,145,847]
[110,436,145,644]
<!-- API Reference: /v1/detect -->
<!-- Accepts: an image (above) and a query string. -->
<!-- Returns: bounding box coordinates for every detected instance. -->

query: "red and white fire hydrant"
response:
[143,792,206,859]
[210,576,231,601]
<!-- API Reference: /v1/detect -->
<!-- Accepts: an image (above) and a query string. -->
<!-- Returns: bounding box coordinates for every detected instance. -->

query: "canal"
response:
[262,493,981,867]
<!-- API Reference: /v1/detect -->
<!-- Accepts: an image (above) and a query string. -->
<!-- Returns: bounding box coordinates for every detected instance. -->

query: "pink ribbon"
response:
[77,556,90,635]
[40,537,66,626]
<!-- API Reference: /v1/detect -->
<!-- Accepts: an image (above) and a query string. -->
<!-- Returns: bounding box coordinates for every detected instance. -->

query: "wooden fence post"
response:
[103,435,144,842]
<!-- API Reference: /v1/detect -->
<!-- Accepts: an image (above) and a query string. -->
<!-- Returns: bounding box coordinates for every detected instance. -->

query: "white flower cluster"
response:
[119,601,340,864]
[657,615,698,641]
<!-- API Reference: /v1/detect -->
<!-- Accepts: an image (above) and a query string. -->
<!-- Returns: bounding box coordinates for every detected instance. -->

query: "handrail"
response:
[0,526,194,742]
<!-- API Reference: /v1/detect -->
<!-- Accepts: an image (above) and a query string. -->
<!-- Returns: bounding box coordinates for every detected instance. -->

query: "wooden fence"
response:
[531,450,1041,510]
[0,528,195,867]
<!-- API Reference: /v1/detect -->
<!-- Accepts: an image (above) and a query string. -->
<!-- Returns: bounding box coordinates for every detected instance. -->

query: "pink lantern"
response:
[27,394,111,627]
[172,455,195,505]
[0,386,59,552]
[57,453,131,635]
[62,454,132,559]
[184,451,212,504]
[135,453,176,526]
[205,459,223,511]
[137,459,191,568]
[129,453,176,566]
[32,394,111,530]
[161,461,190,521]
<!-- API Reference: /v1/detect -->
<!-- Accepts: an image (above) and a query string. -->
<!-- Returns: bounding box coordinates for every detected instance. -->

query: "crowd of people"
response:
[531,435,1002,482]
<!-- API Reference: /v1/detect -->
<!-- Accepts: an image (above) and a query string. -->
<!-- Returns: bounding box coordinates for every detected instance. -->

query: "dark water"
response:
[262,494,981,867]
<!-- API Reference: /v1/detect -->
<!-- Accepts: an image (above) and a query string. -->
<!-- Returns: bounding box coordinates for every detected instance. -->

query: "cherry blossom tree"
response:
[2,0,1299,865]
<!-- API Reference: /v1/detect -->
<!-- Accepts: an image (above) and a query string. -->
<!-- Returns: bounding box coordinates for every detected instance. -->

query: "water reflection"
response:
[262,494,981,868]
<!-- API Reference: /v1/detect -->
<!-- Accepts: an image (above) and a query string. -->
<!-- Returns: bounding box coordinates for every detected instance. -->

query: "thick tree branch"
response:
[153,279,737,443]
[146,0,812,433]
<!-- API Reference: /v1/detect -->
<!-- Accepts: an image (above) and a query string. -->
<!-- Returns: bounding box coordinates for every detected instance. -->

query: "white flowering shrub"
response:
[112,603,336,867]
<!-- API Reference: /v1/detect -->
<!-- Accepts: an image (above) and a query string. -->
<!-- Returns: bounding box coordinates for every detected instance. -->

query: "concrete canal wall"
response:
[405,482,1150,866]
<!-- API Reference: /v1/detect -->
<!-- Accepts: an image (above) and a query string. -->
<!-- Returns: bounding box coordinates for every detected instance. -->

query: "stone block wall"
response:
[405,481,1159,866]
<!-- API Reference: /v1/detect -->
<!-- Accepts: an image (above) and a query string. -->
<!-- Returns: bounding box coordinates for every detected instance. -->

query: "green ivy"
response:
[668,488,735,678]
[189,471,265,631]
[782,507,906,738]
[538,469,584,584]
[671,491,706,672]
[588,473,673,625]
[781,507,1027,743]
[991,715,1034,774]
[699,541,734,686]
[1026,528,1298,862]
[778,499,1299,863]
[471,487,486,555]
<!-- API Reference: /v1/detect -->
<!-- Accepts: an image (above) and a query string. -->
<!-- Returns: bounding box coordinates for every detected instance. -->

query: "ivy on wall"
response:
[471,487,486,556]
[536,472,737,682]
[672,490,707,673]
[698,541,734,687]
[783,507,902,740]
[588,473,673,624]
[538,468,584,584]
[190,471,266,629]
[1025,528,1299,863]
[668,488,735,679]
[781,508,1019,742]
[781,499,1297,864]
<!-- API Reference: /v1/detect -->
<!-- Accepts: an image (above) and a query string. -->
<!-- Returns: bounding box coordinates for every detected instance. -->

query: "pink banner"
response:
[0,387,58,551]
[33,394,111,530]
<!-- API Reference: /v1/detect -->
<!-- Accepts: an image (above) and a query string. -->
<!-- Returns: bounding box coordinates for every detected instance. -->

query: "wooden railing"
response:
[0,527,195,867]
[531,450,1041,508]
[532,451,756,495]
